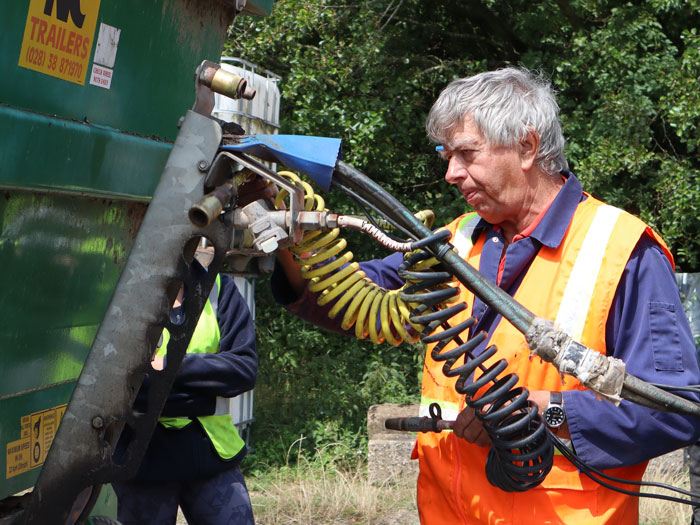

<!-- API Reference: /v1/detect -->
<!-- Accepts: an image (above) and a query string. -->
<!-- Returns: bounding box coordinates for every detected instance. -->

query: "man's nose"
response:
[445,156,465,184]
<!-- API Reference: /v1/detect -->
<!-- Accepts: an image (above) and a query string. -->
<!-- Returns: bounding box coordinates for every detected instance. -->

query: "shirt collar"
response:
[471,171,584,249]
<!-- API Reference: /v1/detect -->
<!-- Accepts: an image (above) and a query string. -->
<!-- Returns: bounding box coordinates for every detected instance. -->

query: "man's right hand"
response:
[452,405,491,447]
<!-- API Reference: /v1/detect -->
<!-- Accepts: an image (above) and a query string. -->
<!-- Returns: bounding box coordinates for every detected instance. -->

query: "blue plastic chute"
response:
[221,135,342,192]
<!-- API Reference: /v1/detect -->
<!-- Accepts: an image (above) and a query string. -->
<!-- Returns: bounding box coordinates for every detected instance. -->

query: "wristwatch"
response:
[543,391,566,430]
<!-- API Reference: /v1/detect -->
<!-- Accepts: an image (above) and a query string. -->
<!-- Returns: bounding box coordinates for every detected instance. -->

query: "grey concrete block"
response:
[367,403,420,484]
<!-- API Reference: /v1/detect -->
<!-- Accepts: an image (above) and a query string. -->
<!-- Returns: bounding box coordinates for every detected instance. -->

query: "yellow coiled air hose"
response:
[274,170,448,346]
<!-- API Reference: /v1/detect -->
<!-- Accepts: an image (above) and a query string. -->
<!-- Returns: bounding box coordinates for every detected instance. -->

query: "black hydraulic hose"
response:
[622,375,700,417]
[332,179,418,241]
[398,249,553,492]
[550,433,700,505]
[331,160,700,418]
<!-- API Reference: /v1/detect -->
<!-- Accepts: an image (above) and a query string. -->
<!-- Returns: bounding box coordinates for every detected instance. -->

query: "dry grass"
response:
[639,450,693,525]
[247,441,418,525]
[243,445,696,525]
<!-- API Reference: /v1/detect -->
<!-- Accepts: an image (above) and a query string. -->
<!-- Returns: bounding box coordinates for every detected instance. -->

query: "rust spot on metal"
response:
[164,0,234,57]
[123,202,147,239]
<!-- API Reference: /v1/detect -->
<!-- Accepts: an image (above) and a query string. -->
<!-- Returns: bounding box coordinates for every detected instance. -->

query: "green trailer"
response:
[0,1,273,522]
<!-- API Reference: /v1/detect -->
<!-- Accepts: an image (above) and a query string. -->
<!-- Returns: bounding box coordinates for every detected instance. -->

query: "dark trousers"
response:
[113,422,253,524]
[112,467,254,525]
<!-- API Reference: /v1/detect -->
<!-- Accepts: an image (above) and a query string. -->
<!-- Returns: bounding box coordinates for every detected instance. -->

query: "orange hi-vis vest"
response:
[414,194,673,525]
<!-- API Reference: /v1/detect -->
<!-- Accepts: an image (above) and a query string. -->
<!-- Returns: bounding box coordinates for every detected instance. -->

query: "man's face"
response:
[441,119,528,226]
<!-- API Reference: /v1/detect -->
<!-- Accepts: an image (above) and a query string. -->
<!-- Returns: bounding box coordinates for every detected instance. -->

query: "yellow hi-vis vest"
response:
[156,275,246,460]
[415,195,673,525]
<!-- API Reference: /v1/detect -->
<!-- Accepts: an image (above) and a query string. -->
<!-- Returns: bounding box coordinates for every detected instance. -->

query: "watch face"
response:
[544,406,565,428]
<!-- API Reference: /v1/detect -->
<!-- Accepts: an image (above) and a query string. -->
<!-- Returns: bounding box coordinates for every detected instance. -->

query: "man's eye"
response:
[459,149,478,160]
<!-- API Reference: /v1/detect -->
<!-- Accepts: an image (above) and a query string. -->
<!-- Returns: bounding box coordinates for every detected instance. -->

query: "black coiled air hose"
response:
[398,237,554,492]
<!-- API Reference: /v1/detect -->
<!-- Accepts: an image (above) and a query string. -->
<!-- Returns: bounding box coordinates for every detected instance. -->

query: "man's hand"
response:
[527,390,550,414]
[452,390,570,446]
[151,355,165,371]
[453,405,491,447]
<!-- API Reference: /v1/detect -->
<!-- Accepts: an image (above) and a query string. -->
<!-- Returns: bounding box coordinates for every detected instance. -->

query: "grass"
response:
[242,443,697,525]
[639,451,693,525]
[246,439,418,525]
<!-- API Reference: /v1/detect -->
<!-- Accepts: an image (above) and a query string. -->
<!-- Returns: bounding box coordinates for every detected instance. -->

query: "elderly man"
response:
[271,67,700,524]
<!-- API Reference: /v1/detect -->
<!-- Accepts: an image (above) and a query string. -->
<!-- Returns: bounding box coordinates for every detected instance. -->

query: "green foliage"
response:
[229,0,700,469]
[230,0,700,269]
[227,0,476,229]
[244,281,423,471]
[553,3,700,269]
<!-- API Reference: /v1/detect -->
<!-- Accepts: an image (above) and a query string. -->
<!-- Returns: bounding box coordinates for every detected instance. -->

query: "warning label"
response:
[89,63,112,89]
[17,0,102,85]
[6,404,66,479]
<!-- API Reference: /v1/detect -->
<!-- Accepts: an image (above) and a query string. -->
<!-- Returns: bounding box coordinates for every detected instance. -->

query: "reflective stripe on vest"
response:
[451,212,480,259]
[555,204,621,341]
[415,197,672,525]
[418,397,461,421]
[156,275,246,460]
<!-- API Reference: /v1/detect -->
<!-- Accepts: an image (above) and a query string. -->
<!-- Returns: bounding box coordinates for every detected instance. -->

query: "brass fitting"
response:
[189,181,235,228]
[198,62,256,100]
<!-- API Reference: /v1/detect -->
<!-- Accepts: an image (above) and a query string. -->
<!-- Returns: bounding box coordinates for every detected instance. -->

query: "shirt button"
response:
[492,237,499,243]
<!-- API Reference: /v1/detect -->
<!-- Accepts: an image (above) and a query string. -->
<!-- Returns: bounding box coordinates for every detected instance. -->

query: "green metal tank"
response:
[0,0,273,513]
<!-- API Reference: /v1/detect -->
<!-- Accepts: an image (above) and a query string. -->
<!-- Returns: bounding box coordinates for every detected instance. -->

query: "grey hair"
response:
[426,67,568,175]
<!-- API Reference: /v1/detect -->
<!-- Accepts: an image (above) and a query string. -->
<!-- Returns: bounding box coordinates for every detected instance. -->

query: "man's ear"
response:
[520,128,539,171]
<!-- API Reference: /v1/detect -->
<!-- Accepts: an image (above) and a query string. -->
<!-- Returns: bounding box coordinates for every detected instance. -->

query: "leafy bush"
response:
[244,281,423,471]
[230,0,700,269]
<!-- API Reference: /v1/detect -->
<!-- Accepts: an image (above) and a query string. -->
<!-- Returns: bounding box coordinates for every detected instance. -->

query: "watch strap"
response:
[550,391,563,405]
